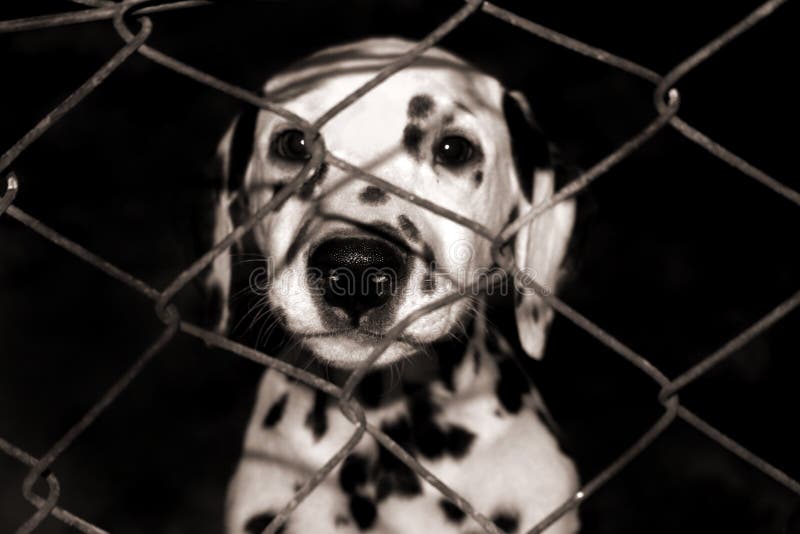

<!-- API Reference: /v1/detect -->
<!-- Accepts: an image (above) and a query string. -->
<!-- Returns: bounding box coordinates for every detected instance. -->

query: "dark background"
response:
[1,1,798,532]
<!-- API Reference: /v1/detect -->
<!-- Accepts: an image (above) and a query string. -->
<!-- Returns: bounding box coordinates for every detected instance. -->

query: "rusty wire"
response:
[1,0,798,533]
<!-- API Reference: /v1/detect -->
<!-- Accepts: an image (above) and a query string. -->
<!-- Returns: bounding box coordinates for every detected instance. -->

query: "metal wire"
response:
[1,1,798,533]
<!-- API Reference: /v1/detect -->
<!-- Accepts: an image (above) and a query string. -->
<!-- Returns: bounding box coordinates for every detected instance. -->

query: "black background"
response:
[1,1,798,532]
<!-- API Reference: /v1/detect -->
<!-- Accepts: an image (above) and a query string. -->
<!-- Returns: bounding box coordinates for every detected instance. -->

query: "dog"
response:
[204,37,579,534]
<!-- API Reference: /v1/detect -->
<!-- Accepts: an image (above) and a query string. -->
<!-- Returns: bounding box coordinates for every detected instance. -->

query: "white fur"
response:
[213,37,580,533]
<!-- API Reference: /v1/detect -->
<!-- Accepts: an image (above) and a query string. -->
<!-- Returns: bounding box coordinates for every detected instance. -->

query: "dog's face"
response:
[209,38,575,367]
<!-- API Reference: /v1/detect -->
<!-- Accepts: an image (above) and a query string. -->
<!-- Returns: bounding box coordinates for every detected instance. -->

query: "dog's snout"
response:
[308,237,406,323]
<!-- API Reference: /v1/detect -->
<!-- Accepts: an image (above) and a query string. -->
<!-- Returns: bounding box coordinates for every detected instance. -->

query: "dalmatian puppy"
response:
[206,37,579,533]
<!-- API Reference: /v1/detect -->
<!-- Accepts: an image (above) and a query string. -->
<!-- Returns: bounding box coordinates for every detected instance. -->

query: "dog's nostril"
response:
[307,237,406,322]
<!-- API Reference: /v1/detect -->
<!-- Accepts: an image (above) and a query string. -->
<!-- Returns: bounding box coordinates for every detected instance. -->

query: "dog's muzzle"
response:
[307,237,408,326]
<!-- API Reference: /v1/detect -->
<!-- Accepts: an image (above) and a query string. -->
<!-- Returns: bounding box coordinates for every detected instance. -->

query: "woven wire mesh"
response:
[1,1,799,533]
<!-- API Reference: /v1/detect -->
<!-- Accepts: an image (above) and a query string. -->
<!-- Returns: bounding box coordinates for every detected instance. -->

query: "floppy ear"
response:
[504,91,576,359]
[204,107,259,333]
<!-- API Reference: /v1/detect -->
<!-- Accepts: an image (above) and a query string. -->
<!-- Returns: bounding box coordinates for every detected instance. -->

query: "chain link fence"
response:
[1,0,798,533]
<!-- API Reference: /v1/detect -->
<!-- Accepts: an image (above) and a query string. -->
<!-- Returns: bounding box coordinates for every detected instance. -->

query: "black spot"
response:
[408,393,447,459]
[357,371,384,408]
[339,454,370,494]
[376,418,422,499]
[381,417,414,453]
[359,186,389,205]
[292,481,302,491]
[422,244,437,295]
[262,393,288,428]
[491,511,519,533]
[298,162,328,199]
[407,94,435,119]
[349,494,377,530]
[495,358,530,414]
[402,124,424,158]
[244,512,285,534]
[422,243,435,263]
[335,514,351,527]
[375,477,391,501]
[398,215,420,242]
[437,344,466,392]
[304,388,328,440]
[473,170,483,186]
[410,381,475,458]
[445,425,476,458]
[439,499,467,523]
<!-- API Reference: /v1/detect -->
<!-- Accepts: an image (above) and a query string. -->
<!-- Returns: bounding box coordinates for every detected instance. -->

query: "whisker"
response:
[232,295,270,334]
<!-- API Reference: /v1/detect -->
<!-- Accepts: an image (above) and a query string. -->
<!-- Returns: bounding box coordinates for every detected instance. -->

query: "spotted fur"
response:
[214,38,580,534]
[402,124,425,158]
[408,94,435,119]
[360,186,390,205]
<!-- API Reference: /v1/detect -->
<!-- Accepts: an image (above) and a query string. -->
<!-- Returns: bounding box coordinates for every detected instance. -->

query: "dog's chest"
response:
[226,347,580,533]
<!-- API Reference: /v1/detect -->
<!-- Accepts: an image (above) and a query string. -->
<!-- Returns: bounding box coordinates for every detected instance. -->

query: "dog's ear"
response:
[204,107,259,333]
[503,91,575,359]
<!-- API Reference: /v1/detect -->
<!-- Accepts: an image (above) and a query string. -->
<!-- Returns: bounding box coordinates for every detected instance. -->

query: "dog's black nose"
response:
[308,237,406,322]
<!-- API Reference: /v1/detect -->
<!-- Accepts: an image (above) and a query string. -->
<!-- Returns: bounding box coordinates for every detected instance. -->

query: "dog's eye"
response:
[434,135,475,167]
[272,129,310,161]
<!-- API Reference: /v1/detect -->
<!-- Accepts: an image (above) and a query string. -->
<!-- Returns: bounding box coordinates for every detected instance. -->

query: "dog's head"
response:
[205,38,575,367]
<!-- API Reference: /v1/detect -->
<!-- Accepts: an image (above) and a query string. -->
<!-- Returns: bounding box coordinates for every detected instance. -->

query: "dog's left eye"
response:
[434,135,476,167]
[272,129,310,161]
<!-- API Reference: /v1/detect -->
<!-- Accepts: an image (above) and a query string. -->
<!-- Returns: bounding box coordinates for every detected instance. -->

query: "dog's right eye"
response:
[272,129,310,161]
[434,135,476,167]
